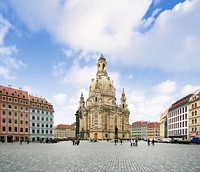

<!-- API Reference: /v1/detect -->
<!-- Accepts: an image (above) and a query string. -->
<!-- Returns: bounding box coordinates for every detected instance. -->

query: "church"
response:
[75,55,130,140]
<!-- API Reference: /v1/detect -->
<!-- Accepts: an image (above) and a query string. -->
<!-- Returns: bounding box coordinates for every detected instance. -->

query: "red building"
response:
[0,85,30,142]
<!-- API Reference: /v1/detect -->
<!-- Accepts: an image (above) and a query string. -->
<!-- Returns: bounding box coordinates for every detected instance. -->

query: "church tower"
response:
[76,55,130,140]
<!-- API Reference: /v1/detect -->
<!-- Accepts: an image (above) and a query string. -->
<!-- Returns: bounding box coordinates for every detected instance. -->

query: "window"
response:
[32,123,35,127]
[32,109,35,113]
[42,124,44,127]
[14,127,17,132]
[37,116,40,120]
[2,126,6,132]
[50,130,52,134]
[42,130,44,134]
[14,105,18,110]
[20,128,23,132]
[37,130,40,134]
[20,106,23,111]
[46,117,48,121]
[8,104,12,109]
[25,114,28,118]
[37,123,40,127]
[32,116,35,120]
[2,103,6,108]
[2,110,6,116]
[46,124,48,128]
[2,118,6,123]
[42,111,44,114]
[20,120,23,125]
[8,127,12,132]
[37,110,40,113]
[8,97,12,102]
[26,107,29,111]
[14,119,17,124]
[25,121,28,125]
[20,113,23,118]
[9,111,12,116]
[46,130,48,134]
[32,129,35,133]
[2,96,6,101]
[9,119,12,123]
[25,128,28,133]
[14,112,18,117]
[14,98,18,103]
[20,100,24,104]
[42,117,44,121]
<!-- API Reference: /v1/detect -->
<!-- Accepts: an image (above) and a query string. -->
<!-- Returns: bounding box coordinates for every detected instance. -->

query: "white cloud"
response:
[0,15,26,80]
[53,93,67,106]
[152,80,176,95]
[10,0,200,72]
[181,84,200,96]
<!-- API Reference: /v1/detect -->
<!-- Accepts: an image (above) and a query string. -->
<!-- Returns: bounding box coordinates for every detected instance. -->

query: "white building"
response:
[168,94,193,139]
[29,96,54,141]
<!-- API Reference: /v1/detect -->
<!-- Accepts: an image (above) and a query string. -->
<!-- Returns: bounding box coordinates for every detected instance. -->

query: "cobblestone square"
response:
[0,141,200,172]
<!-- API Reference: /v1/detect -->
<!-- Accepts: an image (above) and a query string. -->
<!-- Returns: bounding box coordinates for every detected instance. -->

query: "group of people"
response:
[130,139,138,146]
[147,138,155,145]
[72,138,80,145]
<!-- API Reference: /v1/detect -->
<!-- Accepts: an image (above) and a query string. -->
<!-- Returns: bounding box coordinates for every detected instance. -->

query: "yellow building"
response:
[160,108,169,138]
[54,124,75,140]
[75,55,130,140]
[147,122,160,139]
[189,91,200,138]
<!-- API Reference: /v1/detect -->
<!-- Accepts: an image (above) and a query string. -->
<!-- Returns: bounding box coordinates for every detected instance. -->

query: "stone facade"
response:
[189,91,200,137]
[76,55,130,140]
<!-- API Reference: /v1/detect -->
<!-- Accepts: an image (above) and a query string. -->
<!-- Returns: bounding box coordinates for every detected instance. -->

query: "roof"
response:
[0,85,29,99]
[98,54,106,61]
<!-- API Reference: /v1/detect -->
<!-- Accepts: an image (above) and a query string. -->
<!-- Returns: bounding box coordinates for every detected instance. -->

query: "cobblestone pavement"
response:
[0,140,200,172]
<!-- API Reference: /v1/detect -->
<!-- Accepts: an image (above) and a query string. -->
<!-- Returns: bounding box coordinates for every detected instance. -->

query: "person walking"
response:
[152,138,155,145]
[114,139,117,145]
[135,139,138,146]
[147,139,150,145]
[120,139,122,145]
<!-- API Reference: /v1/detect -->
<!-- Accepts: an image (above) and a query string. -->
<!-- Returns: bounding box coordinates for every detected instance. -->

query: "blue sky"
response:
[0,0,200,125]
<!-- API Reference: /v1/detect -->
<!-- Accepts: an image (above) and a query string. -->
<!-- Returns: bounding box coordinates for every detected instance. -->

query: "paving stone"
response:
[0,141,200,172]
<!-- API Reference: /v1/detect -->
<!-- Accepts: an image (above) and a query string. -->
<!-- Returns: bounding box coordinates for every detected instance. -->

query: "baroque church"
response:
[75,55,130,140]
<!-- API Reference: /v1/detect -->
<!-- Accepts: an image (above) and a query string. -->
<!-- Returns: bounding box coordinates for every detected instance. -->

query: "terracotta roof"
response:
[29,95,52,105]
[0,85,29,99]
[169,94,193,112]
[55,123,76,129]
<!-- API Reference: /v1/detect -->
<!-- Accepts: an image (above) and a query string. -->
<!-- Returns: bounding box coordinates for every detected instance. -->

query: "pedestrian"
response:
[120,139,122,145]
[114,139,117,145]
[147,139,150,145]
[152,139,155,145]
[20,139,23,145]
[135,139,138,146]
[130,139,133,146]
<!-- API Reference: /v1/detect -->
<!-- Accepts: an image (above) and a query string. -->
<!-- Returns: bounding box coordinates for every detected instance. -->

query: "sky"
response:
[0,0,200,126]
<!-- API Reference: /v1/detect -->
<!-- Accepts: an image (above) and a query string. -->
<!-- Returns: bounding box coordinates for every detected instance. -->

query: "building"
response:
[0,85,54,143]
[189,91,200,138]
[29,95,54,142]
[0,85,30,142]
[131,121,147,139]
[168,94,193,139]
[147,122,160,139]
[54,123,75,140]
[75,55,130,140]
[160,108,169,138]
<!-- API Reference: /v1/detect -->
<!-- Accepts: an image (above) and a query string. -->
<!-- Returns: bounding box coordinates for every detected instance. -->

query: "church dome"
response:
[90,75,115,95]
